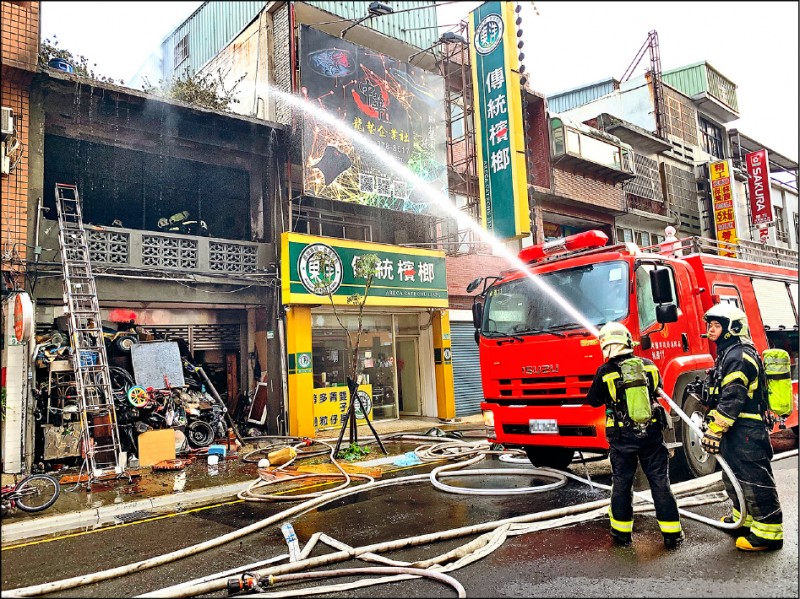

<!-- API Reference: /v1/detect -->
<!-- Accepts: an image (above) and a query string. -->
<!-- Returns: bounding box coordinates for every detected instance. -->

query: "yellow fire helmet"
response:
[598,321,635,360]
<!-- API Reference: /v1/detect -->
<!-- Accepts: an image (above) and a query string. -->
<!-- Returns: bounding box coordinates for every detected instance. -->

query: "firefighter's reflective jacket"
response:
[705,340,766,428]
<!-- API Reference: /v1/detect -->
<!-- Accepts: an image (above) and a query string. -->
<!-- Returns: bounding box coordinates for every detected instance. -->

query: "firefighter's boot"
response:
[736,533,783,551]
[736,520,783,551]
[610,529,632,546]
[663,531,684,549]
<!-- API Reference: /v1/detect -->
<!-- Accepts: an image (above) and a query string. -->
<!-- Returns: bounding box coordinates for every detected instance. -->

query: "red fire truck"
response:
[468,230,798,478]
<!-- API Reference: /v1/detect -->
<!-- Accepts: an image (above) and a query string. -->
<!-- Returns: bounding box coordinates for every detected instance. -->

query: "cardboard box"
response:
[137,429,176,467]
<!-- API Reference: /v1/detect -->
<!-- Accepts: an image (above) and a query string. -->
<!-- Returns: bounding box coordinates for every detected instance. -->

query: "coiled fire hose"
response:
[657,388,748,530]
[3,390,793,598]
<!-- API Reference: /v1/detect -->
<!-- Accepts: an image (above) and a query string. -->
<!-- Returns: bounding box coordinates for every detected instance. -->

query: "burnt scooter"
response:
[181,359,227,448]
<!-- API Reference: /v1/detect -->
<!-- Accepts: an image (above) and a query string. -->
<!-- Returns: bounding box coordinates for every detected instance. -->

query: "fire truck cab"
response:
[470,231,798,478]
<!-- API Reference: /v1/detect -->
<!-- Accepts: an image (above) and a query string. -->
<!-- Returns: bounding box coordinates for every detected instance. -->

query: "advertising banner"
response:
[709,159,738,257]
[745,149,774,226]
[469,1,530,241]
[281,232,448,308]
[299,26,447,214]
[313,384,373,430]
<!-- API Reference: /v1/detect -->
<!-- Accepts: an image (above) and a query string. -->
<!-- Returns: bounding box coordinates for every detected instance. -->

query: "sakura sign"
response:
[745,149,774,226]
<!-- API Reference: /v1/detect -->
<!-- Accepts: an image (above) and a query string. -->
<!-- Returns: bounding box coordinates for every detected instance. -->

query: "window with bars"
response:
[624,153,663,202]
[699,117,724,159]
[616,228,634,243]
[662,163,701,235]
[174,35,189,67]
[775,206,788,243]
[664,89,698,147]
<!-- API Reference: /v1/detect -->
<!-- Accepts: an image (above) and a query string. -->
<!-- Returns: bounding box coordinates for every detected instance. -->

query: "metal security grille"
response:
[662,163,701,235]
[450,322,484,417]
[142,235,198,269]
[664,89,698,146]
[209,242,258,273]
[624,153,663,202]
[139,325,191,344]
[192,324,241,350]
[88,230,129,264]
[141,324,240,351]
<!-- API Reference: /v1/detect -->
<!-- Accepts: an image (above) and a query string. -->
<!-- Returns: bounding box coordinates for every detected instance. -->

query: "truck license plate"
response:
[529,419,558,434]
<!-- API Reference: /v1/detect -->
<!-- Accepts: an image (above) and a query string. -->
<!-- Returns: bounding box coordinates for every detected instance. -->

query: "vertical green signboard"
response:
[469,1,530,241]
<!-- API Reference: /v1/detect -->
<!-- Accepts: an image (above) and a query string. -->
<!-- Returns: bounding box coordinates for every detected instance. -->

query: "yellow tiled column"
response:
[432,309,456,420]
[285,305,315,438]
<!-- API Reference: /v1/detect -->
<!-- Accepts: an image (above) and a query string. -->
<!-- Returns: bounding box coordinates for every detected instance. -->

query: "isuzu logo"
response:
[521,364,559,375]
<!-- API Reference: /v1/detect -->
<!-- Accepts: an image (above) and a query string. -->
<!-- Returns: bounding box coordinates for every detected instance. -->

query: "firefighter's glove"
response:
[707,409,734,434]
[701,428,722,454]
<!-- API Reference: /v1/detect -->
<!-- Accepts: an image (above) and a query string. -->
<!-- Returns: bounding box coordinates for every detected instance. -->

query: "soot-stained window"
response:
[43,135,251,240]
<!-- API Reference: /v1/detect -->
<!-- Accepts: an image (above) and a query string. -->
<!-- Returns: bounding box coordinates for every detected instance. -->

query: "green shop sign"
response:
[468,1,530,241]
[281,233,448,308]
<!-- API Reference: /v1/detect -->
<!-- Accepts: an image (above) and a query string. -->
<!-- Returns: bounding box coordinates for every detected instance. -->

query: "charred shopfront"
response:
[280,233,455,438]
[10,69,287,471]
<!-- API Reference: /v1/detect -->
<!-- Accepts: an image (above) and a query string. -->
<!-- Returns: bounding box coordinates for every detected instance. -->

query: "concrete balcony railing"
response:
[39,219,274,277]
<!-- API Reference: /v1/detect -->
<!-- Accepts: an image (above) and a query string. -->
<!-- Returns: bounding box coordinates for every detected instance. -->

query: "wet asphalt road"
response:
[1,452,796,598]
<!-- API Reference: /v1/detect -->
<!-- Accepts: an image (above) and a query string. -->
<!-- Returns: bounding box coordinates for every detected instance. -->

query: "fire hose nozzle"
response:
[226,574,257,596]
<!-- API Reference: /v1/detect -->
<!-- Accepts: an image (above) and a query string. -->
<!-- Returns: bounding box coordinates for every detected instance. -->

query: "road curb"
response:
[1,481,250,545]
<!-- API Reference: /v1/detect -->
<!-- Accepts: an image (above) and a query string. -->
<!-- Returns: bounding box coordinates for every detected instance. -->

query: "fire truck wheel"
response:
[524,447,575,471]
[672,390,718,480]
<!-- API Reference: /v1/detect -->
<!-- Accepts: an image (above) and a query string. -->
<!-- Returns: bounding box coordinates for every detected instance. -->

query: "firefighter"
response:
[587,322,683,548]
[701,304,783,551]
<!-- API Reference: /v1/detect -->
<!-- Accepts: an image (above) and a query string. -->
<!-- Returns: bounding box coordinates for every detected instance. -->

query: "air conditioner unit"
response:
[1,107,14,137]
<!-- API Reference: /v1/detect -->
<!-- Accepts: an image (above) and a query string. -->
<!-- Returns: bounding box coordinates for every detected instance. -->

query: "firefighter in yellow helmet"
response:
[702,303,783,551]
[587,322,683,548]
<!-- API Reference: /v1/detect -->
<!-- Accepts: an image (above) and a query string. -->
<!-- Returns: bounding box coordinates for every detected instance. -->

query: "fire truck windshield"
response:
[482,261,630,336]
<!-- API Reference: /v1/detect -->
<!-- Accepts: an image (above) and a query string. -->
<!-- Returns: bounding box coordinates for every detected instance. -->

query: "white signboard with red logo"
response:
[745,149,774,226]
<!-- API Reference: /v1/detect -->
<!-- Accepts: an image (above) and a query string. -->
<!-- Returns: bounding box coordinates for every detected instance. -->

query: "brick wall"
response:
[1,1,39,71]
[1,1,39,288]
[552,168,625,213]
[526,95,551,190]
[446,252,511,310]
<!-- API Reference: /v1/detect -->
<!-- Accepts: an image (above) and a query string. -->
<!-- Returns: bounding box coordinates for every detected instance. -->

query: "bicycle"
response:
[1,473,61,517]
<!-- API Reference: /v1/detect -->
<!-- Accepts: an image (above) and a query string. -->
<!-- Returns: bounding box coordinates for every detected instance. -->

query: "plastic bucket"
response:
[48,58,75,74]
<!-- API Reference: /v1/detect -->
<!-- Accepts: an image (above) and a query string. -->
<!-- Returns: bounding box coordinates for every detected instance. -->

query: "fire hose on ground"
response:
[1,388,795,598]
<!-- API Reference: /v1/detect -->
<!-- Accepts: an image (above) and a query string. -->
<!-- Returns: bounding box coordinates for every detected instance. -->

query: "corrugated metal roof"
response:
[161,1,266,78]
[158,1,439,81]
[305,1,439,50]
[662,61,738,112]
[546,78,617,114]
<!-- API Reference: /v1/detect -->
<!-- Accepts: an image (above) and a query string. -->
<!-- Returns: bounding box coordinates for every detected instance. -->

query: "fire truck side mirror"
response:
[655,303,679,324]
[649,267,674,304]
[466,278,484,293]
[472,301,484,329]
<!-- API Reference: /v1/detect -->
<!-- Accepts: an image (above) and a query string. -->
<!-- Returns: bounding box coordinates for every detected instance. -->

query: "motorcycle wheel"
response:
[186,420,215,448]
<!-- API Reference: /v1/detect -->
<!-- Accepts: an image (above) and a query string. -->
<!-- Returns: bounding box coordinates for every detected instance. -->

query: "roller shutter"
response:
[450,322,484,417]
[143,324,241,351]
[751,279,798,330]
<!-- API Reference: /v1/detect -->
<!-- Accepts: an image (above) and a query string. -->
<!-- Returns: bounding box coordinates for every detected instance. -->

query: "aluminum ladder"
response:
[54,183,124,480]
